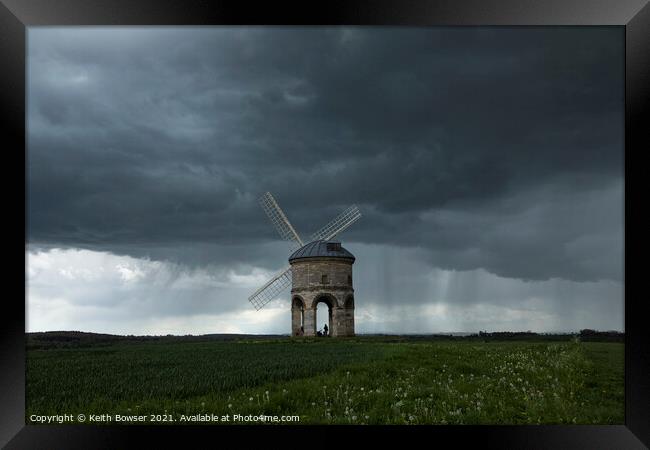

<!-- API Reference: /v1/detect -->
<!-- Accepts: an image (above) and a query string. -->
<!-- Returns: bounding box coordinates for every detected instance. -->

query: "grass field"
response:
[26,335,623,425]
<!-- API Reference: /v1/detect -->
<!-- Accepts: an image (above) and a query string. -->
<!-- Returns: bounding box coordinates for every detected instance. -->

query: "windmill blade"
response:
[259,192,304,249]
[248,267,292,311]
[310,205,362,242]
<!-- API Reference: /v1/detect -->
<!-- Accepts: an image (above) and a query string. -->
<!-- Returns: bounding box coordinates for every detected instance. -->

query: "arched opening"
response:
[314,295,335,337]
[292,296,305,336]
[292,297,305,324]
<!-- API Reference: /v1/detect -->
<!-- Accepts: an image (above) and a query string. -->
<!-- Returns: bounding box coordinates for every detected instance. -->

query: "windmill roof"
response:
[288,240,355,263]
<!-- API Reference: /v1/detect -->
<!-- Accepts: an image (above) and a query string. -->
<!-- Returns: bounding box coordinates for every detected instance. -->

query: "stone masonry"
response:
[290,257,355,337]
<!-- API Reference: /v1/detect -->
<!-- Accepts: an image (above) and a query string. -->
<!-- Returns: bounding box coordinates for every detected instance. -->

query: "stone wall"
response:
[290,257,355,337]
[290,257,353,290]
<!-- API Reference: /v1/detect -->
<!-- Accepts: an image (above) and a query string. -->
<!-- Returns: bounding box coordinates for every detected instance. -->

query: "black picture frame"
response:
[3,0,648,448]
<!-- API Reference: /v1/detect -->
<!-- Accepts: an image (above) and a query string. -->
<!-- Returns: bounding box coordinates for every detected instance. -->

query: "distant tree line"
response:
[26,329,624,350]
[472,331,570,342]
[474,330,623,342]
[577,329,625,342]
[25,331,283,350]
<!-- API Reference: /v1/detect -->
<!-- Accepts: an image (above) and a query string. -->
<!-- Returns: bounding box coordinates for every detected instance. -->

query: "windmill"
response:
[248,192,361,312]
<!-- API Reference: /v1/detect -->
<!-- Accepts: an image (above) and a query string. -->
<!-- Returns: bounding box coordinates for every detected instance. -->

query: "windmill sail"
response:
[248,194,361,311]
[310,205,362,242]
[259,192,304,249]
[247,267,292,311]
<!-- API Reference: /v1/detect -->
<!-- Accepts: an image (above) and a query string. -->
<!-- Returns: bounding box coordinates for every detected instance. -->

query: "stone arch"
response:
[312,293,338,336]
[292,295,306,309]
[310,293,339,310]
[344,295,354,309]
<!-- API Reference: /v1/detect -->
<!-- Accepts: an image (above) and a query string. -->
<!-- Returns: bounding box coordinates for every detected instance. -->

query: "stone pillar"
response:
[327,306,333,336]
[303,308,317,336]
[345,306,355,337]
[291,305,303,336]
[331,307,344,337]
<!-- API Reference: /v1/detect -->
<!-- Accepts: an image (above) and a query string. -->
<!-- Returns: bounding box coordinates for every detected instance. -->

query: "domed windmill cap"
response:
[289,240,355,263]
[247,192,361,311]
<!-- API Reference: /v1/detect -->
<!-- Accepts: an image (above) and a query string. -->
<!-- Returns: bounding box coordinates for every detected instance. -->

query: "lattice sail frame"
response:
[259,192,304,249]
[309,205,361,242]
[247,267,292,311]
[247,193,361,311]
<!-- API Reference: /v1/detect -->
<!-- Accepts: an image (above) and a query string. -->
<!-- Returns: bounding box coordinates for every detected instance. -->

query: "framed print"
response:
[3,0,649,448]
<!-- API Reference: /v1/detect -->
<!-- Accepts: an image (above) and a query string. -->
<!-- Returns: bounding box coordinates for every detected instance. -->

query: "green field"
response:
[26,336,624,425]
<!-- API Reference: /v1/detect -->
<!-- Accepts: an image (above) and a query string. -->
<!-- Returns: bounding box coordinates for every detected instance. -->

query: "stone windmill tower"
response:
[248,192,361,337]
[289,240,356,337]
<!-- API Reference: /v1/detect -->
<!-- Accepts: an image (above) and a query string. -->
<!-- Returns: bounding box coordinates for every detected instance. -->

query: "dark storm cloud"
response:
[27,27,623,282]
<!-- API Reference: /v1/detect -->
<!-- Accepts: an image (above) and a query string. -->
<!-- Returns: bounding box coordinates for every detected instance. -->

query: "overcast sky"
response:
[26,27,624,335]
